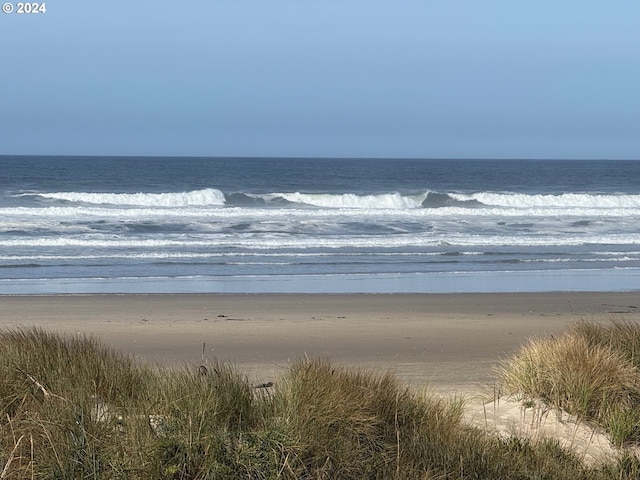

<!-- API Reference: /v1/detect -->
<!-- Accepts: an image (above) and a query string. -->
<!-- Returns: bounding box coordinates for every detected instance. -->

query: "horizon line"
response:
[1,154,638,162]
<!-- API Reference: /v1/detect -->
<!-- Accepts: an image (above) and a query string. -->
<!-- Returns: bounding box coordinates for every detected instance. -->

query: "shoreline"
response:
[2,292,639,393]
[2,268,640,295]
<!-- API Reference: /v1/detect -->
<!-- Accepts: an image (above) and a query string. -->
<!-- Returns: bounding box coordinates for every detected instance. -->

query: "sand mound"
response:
[463,395,630,466]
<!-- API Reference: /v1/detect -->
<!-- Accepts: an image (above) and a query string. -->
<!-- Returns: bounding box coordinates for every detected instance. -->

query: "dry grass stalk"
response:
[1,434,24,478]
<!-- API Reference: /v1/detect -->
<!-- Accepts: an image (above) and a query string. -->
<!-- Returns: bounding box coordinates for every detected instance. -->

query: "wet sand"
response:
[1,292,638,392]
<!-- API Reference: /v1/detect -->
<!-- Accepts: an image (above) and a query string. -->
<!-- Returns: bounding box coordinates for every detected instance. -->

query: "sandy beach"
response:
[1,292,639,393]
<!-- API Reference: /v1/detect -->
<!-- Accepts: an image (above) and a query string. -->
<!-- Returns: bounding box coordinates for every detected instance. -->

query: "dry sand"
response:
[463,395,625,465]
[1,292,638,392]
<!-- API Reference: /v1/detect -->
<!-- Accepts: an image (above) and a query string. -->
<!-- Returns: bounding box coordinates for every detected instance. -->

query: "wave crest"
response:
[451,192,640,209]
[29,189,226,207]
[268,192,426,209]
[20,189,640,212]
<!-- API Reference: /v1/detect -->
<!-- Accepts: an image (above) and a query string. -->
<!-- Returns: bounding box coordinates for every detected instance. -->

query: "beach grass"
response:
[499,320,640,446]
[1,328,640,479]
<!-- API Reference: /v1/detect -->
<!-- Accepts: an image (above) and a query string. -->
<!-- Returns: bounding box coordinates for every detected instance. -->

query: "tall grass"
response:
[1,327,639,479]
[271,358,467,478]
[573,321,640,370]
[499,320,640,446]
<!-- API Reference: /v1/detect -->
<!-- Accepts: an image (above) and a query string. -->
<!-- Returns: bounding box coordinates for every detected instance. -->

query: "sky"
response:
[1,1,639,159]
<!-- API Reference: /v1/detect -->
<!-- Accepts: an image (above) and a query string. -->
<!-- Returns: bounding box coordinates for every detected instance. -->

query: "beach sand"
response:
[1,292,638,393]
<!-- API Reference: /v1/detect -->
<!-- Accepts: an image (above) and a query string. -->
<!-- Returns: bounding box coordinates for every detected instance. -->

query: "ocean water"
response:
[1,156,640,294]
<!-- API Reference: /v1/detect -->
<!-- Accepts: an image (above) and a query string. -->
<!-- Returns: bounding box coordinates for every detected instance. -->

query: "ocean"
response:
[1,156,639,294]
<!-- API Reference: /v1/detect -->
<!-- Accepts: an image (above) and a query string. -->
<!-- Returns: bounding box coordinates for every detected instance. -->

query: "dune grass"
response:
[0,327,639,479]
[499,320,640,446]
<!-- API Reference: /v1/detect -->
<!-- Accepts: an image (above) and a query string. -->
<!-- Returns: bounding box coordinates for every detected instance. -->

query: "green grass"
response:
[1,327,640,479]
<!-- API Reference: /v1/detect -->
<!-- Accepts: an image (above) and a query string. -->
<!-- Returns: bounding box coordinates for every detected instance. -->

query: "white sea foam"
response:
[27,190,640,211]
[5,253,633,268]
[451,192,640,209]
[271,192,427,209]
[0,251,463,262]
[27,188,226,207]
[4,204,640,221]
[2,232,640,249]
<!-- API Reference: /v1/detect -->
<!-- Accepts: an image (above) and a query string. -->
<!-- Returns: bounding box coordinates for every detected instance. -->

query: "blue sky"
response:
[1,1,639,159]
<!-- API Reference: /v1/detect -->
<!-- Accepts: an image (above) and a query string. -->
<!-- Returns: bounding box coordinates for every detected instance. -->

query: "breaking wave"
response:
[450,192,640,209]
[21,189,640,211]
[267,192,427,209]
[25,188,226,207]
